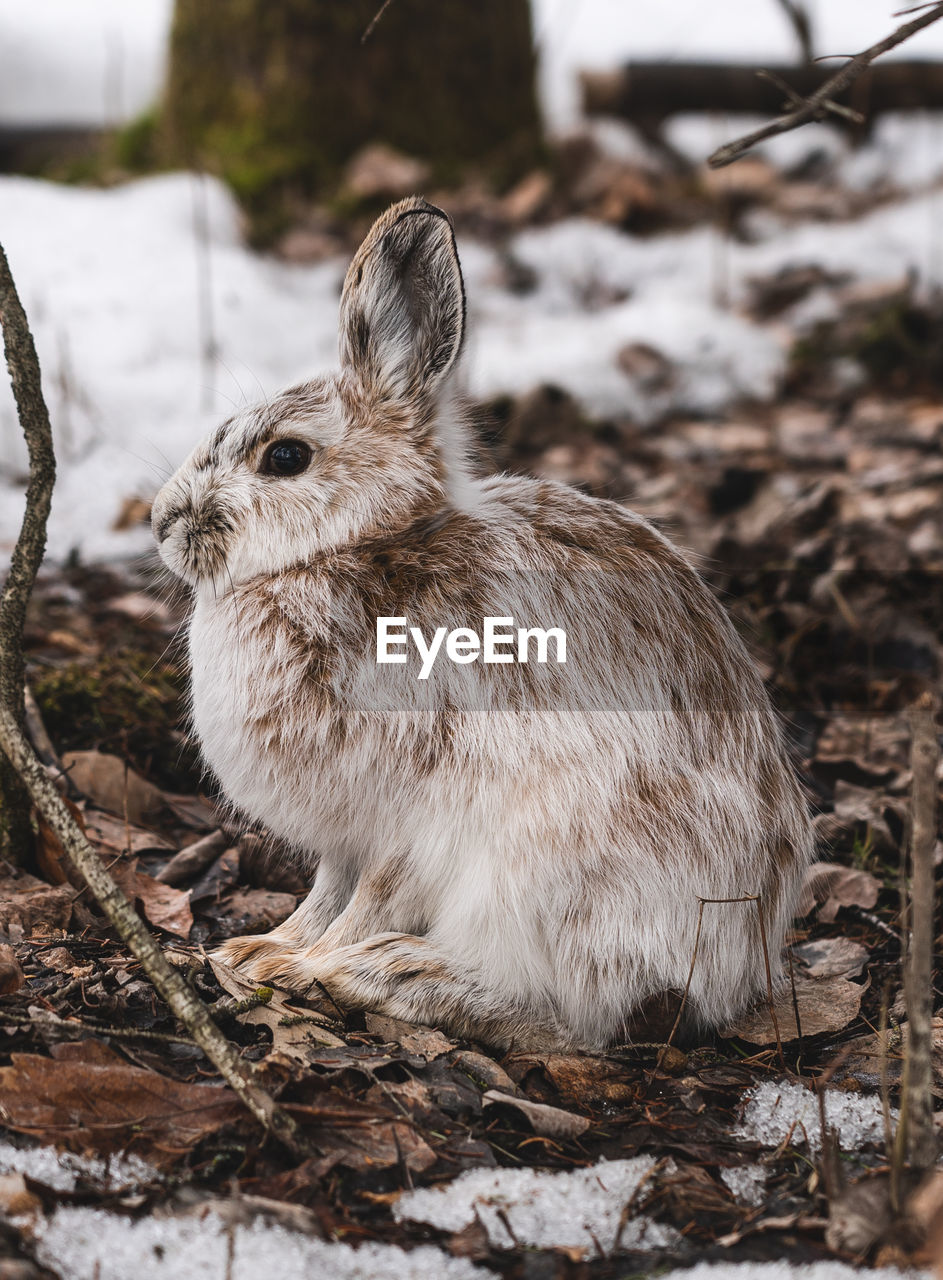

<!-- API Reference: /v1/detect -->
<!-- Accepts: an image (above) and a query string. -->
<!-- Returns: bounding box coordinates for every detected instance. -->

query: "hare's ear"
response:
[339,197,465,405]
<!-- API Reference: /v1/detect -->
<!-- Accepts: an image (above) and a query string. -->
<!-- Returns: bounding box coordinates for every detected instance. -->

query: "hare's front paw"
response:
[212,932,304,985]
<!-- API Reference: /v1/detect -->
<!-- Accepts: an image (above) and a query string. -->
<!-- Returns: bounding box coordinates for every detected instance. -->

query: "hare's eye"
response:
[263,440,312,476]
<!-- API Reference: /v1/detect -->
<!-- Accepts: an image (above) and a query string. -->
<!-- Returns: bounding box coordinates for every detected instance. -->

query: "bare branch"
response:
[709,0,943,168]
[773,0,815,64]
[0,237,312,1160]
[904,691,940,1171]
[0,242,55,859]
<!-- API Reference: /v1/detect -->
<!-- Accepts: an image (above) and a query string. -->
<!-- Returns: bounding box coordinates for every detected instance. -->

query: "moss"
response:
[114,109,162,173]
[31,649,201,793]
[160,0,543,244]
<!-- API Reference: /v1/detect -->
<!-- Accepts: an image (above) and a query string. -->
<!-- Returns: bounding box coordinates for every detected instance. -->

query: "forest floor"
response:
[2,132,943,1280]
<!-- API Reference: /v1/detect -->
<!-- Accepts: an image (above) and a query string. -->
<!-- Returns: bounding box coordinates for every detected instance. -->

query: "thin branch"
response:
[904,691,940,1171]
[0,238,312,1161]
[361,0,397,43]
[0,242,55,860]
[709,0,943,168]
[773,0,815,64]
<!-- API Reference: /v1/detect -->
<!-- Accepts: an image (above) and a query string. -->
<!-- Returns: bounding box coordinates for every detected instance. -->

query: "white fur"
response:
[153,198,812,1050]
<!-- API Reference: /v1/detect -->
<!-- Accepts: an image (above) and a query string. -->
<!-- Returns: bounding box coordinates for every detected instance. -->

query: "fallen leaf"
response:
[223,888,296,934]
[797,861,880,922]
[0,1047,239,1166]
[0,944,25,994]
[0,871,73,941]
[792,937,869,979]
[724,972,869,1044]
[83,809,173,856]
[132,872,193,939]
[209,956,345,1055]
[363,1013,456,1059]
[62,751,165,825]
[505,1053,637,1108]
[482,1090,591,1140]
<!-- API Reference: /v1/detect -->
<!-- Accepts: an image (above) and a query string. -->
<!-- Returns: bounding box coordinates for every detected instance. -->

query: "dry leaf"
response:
[482,1090,591,1139]
[0,1046,239,1165]
[83,809,173,856]
[505,1053,637,1107]
[132,872,193,939]
[797,861,880,922]
[0,944,25,995]
[363,1013,456,1059]
[208,956,344,1055]
[62,751,165,825]
[792,937,869,979]
[223,888,297,934]
[0,871,73,940]
[724,972,869,1044]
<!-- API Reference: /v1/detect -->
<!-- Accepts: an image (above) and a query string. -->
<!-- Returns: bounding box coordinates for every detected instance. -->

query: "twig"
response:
[879,984,899,1212]
[773,0,815,64]
[2,1006,198,1048]
[655,898,706,1072]
[361,0,397,43]
[755,897,786,1071]
[0,238,312,1161]
[708,0,943,167]
[904,691,939,1171]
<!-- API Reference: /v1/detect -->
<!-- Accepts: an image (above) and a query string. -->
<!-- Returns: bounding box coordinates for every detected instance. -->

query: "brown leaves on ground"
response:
[798,861,881,924]
[725,935,870,1044]
[0,869,73,940]
[0,1041,240,1166]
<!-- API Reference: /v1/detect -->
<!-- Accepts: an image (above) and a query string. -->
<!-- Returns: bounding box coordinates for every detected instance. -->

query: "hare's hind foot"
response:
[216,930,569,1052]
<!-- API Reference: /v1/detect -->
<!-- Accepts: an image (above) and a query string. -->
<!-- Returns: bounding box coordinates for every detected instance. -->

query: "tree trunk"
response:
[162,0,543,241]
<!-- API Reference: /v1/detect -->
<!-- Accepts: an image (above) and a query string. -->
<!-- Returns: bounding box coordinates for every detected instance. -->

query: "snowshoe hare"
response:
[153,197,812,1050]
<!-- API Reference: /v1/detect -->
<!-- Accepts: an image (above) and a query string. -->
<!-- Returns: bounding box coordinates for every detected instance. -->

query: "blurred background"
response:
[0,0,940,891]
[1,0,942,563]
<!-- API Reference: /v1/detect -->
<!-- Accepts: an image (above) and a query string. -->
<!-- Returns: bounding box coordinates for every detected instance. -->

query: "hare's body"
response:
[155,198,811,1049]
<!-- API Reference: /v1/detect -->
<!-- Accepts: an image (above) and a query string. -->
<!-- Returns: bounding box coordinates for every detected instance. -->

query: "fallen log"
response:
[582,60,943,128]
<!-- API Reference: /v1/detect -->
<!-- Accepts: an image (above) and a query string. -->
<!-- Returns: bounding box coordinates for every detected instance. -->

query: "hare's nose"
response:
[153,508,182,543]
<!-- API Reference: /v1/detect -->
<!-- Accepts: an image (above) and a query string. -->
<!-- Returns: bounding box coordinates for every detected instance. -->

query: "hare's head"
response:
[153,198,467,590]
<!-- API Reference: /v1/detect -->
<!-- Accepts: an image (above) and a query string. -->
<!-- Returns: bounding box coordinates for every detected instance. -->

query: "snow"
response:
[657,1265,927,1280]
[3,163,943,563]
[36,1206,495,1280]
[719,1163,768,1207]
[736,1080,894,1154]
[394,1156,680,1255]
[0,173,345,563]
[0,1139,157,1194]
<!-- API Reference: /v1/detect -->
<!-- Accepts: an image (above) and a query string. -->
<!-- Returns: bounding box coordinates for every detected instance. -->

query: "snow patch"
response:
[0,1139,158,1194]
[719,1163,767,1207]
[736,1080,894,1155]
[3,173,943,563]
[36,1206,494,1280]
[394,1156,680,1254]
[658,1264,927,1280]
